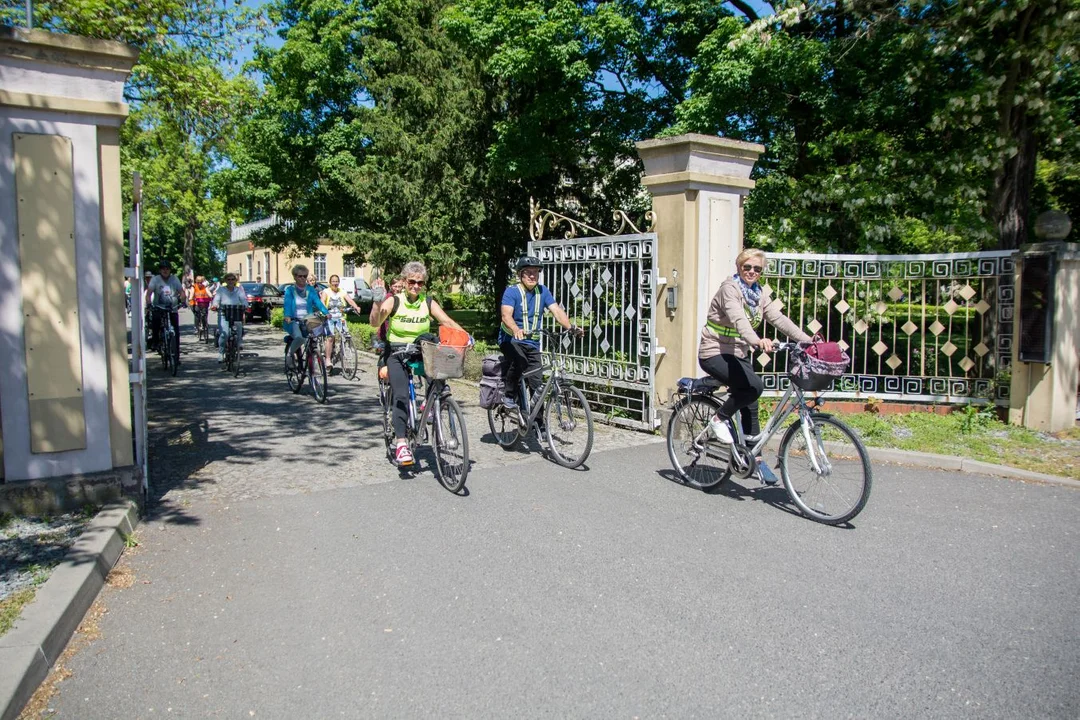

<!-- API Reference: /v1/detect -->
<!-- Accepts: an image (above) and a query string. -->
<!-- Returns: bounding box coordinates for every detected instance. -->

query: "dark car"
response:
[350,277,376,316]
[277,281,328,297]
[241,282,284,322]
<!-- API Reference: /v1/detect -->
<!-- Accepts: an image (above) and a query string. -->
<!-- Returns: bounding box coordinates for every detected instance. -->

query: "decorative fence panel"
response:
[528,202,660,430]
[760,250,1015,404]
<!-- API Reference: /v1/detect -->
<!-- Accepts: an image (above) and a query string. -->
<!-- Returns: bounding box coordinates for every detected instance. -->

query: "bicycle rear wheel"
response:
[309,351,328,403]
[487,404,522,449]
[285,348,303,393]
[231,338,241,377]
[341,336,359,379]
[544,384,593,469]
[779,413,872,525]
[432,396,469,492]
[666,395,727,490]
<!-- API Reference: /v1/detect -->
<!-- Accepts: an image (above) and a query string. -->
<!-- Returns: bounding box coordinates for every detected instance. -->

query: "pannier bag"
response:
[788,337,850,391]
[479,354,506,409]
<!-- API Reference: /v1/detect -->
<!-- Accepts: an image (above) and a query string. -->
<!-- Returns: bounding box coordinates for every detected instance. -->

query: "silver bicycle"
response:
[666,342,872,525]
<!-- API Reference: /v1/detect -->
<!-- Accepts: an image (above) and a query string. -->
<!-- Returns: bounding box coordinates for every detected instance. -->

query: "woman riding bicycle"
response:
[283,264,330,368]
[498,256,580,411]
[320,274,364,370]
[700,248,811,483]
[370,261,468,467]
[210,273,249,362]
[191,274,212,333]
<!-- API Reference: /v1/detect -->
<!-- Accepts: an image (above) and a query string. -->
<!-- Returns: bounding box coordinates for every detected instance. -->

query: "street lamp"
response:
[1034,210,1072,241]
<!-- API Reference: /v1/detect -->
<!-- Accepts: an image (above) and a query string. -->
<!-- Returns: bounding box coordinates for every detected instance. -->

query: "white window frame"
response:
[314,253,327,282]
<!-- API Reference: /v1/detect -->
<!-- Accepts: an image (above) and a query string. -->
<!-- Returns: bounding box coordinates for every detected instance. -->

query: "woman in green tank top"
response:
[369,260,469,467]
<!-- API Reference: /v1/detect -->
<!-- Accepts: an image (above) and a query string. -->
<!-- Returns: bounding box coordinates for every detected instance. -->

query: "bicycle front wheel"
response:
[309,352,328,403]
[341,336,359,380]
[432,397,469,493]
[544,384,593,469]
[666,395,727,490]
[779,413,872,525]
[231,341,242,378]
[169,332,179,376]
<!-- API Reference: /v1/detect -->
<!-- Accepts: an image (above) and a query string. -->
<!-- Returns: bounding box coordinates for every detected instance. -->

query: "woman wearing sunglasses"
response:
[699,248,811,484]
[370,261,469,466]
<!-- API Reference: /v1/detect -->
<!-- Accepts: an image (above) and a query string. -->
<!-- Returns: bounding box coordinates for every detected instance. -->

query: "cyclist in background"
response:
[191,274,212,334]
[283,264,330,370]
[320,274,364,370]
[498,256,580,411]
[146,261,184,363]
[211,272,249,363]
[370,261,468,466]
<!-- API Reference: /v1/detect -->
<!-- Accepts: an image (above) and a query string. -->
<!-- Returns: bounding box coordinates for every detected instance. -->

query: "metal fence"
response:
[528,202,660,429]
[759,250,1015,404]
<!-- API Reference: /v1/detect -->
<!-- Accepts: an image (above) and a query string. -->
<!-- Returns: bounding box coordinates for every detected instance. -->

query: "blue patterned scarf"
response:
[734,273,762,311]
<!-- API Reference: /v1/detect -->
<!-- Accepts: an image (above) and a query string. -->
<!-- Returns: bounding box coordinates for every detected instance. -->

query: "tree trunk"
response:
[993,112,1037,250]
[183,221,196,281]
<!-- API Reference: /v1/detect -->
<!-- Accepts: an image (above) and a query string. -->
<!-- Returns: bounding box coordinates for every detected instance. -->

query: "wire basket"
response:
[220,305,246,323]
[420,340,467,379]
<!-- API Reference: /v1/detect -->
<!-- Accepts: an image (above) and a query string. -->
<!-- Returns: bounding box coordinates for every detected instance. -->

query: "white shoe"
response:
[708,415,733,443]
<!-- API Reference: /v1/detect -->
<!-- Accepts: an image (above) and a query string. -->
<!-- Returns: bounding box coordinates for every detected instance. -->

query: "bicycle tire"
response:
[380,381,395,459]
[779,413,872,525]
[341,336,359,380]
[285,348,303,393]
[309,351,328,403]
[544,384,593,469]
[666,395,728,490]
[169,331,179,376]
[231,339,241,377]
[487,404,522,449]
[432,396,469,493]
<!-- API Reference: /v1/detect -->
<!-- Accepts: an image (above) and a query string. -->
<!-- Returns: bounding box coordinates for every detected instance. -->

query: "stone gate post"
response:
[636,134,764,408]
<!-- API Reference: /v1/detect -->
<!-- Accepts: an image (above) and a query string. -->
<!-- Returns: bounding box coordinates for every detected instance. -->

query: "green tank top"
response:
[386,292,431,343]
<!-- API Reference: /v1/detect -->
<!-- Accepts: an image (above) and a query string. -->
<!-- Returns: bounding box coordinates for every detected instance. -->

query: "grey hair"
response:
[402,261,427,280]
[291,264,309,276]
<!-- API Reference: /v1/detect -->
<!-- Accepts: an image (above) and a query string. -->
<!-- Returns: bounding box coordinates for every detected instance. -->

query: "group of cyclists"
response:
[144,249,813,480]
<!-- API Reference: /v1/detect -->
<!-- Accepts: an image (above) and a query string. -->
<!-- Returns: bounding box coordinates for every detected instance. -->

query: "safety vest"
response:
[324,288,348,318]
[501,284,542,338]
[387,293,431,344]
[192,284,211,302]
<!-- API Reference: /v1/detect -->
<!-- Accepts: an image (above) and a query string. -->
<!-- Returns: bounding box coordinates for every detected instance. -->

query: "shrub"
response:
[270,307,284,328]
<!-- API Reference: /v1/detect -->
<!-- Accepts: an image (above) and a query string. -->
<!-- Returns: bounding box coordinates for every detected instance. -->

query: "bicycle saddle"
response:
[676,376,725,394]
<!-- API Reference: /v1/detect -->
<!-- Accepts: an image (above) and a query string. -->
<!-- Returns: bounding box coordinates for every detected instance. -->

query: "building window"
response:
[314,253,327,281]
[343,258,356,277]
[246,253,254,281]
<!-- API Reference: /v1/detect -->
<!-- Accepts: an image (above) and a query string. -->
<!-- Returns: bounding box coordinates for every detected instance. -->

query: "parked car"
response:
[342,277,376,315]
[277,281,327,298]
[240,282,284,322]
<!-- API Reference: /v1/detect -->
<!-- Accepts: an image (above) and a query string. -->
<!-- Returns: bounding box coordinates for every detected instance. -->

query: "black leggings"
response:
[384,353,413,439]
[699,353,764,437]
[499,340,543,404]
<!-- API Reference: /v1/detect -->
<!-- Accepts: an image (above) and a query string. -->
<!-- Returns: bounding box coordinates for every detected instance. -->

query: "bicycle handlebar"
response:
[510,326,585,344]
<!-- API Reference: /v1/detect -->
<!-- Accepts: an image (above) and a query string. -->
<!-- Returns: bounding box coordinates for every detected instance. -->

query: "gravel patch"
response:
[0,511,95,602]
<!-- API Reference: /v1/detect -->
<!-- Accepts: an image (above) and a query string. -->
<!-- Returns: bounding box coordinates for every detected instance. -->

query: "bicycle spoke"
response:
[666,396,727,489]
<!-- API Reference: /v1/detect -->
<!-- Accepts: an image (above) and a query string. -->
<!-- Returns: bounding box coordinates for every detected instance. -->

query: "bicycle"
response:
[665,341,872,525]
[284,315,329,403]
[219,305,245,377]
[152,307,180,376]
[193,303,211,344]
[327,318,360,380]
[379,334,470,493]
[487,328,594,469]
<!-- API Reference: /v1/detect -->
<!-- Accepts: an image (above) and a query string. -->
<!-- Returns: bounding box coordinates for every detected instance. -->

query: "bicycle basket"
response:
[788,342,850,391]
[420,340,467,380]
[220,305,246,323]
[305,316,327,336]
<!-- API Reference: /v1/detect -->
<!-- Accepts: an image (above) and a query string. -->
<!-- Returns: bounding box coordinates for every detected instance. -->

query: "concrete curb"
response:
[0,501,139,720]
[864,446,1080,489]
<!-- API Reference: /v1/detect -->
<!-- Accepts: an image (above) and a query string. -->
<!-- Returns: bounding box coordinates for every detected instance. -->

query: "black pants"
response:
[383,348,414,439]
[151,308,180,362]
[699,353,764,437]
[499,340,542,406]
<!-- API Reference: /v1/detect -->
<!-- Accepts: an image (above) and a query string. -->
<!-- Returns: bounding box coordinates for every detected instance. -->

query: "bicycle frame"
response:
[515,362,561,431]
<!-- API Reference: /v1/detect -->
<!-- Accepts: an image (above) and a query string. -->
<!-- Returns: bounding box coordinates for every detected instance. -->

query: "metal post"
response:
[128,172,149,500]
[25,0,32,28]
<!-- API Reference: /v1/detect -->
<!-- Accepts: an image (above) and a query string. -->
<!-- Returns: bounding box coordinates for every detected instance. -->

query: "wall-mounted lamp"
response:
[665,268,679,311]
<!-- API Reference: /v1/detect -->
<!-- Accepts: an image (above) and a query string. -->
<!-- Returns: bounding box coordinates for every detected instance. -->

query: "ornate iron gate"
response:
[528,201,660,430]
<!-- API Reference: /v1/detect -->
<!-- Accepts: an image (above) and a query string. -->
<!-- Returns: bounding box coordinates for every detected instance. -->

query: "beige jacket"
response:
[698,277,811,360]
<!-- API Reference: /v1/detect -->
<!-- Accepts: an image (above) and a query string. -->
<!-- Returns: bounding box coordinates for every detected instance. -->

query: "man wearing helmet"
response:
[498,255,579,410]
[145,260,184,364]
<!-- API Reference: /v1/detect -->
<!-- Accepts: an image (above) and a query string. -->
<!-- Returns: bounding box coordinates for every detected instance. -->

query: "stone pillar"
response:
[1008,241,1080,432]
[636,133,764,406]
[0,27,137,481]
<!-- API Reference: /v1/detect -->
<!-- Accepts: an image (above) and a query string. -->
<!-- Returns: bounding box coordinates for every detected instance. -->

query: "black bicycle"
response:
[219,305,245,377]
[284,315,329,403]
[666,341,872,525]
[487,328,593,469]
[152,307,179,376]
[193,303,211,344]
[379,340,470,493]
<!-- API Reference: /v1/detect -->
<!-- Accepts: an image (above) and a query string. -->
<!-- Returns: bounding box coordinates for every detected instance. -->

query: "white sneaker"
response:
[708,415,733,443]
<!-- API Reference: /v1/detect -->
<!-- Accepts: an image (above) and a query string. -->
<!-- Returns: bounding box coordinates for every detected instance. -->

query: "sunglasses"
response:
[294,274,308,279]
[741,264,764,274]
[405,278,425,287]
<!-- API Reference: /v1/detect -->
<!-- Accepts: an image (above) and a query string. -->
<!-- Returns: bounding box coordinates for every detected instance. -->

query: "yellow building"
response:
[226,215,373,284]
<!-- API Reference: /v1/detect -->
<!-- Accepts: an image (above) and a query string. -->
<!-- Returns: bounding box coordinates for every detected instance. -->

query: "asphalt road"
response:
[44,318,1080,718]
